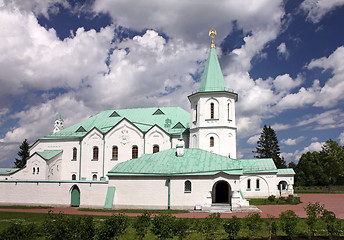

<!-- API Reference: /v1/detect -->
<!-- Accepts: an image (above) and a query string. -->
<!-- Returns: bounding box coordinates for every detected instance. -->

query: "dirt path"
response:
[0,194,343,219]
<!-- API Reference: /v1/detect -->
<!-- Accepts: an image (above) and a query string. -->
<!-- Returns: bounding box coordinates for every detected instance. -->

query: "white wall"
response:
[0,180,108,208]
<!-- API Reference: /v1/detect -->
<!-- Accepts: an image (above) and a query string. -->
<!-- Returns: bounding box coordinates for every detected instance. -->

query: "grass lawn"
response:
[249,195,301,205]
[295,185,344,194]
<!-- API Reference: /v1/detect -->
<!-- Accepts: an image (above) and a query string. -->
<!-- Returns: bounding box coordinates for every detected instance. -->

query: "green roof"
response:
[0,168,20,175]
[36,150,63,161]
[42,107,190,140]
[277,168,295,175]
[198,47,227,92]
[57,112,63,121]
[107,149,277,176]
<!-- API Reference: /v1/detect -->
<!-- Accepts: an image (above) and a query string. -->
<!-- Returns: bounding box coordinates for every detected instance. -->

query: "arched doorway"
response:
[71,185,80,207]
[212,181,231,204]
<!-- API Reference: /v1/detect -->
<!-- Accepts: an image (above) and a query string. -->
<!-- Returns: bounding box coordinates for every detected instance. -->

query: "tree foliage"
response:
[253,125,286,168]
[304,202,324,237]
[14,139,30,168]
[294,139,344,187]
[279,210,298,239]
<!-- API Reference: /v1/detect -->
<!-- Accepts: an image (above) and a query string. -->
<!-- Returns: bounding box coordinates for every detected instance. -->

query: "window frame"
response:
[153,145,159,153]
[184,180,192,193]
[210,102,214,119]
[112,146,118,160]
[72,147,77,161]
[92,146,99,160]
[247,179,251,191]
[132,145,138,159]
[256,179,260,191]
[210,137,214,147]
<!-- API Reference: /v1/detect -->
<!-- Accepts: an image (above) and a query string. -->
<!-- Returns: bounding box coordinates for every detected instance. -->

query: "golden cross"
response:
[209,28,217,48]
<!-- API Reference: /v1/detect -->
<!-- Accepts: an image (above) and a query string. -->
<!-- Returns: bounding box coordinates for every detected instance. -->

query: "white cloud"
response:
[338,132,344,145]
[273,73,302,92]
[307,46,344,108]
[271,123,291,131]
[311,137,318,141]
[247,134,260,145]
[281,136,305,146]
[300,0,344,23]
[283,141,324,162]
[296,109,344,130]
[277,42,289,59]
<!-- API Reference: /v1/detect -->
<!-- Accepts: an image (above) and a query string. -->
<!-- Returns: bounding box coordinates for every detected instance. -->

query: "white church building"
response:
[0,30,294,211]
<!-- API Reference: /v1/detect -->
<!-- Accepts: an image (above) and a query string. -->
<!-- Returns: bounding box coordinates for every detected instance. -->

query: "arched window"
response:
[112,146,118,160]
[153,145,159,153]
[210,137,214,147]
[184,180,192,193]
[72,147,77,160]
[37,167,39,174]
[132,146,138,159]
[210,103,214,119]
[32,167,35,174]
[195,104,198,122]
[93,146,99,160]
[72,174,76,180]
[92,174,97,181]
[247,179,251,190]
[256,179,260,189]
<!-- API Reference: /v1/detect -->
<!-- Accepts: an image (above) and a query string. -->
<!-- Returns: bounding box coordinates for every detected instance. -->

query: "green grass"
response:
[0,205,52,209]
[295,185,344,194]
[78,208,189,214]
[249,196,301,205]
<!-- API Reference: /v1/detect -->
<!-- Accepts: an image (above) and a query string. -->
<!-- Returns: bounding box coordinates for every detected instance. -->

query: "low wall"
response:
[0,180,109,208]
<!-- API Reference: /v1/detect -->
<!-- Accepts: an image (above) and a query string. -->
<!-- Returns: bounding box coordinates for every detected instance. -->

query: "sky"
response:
[1,0,344,167]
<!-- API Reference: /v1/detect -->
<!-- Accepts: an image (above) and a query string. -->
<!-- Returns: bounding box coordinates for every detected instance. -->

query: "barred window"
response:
[210,103,214,119]
[72,147,77,160]
[210,137,214,147]
[112,146,118,159]
[93,146,99,160]
[132,146,138,159]
[184,180,192,193]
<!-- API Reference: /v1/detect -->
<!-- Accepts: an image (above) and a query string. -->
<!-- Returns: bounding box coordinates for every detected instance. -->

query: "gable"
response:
[153,109,165,115]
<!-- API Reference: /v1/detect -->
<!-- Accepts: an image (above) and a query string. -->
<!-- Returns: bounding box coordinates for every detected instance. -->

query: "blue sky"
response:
[1,0,344,167]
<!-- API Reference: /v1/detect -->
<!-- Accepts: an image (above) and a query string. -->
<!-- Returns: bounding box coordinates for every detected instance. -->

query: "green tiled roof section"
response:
[238,158,277,173]
[0,168,20,175]
[108,149,277,176]
[199,48,227,92]
[37,150,63,161]
[277,168,295,175]
[41,107,190,140]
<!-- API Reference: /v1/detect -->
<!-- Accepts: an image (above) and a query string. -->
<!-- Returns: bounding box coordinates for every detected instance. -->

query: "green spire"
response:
[57,112,63,121]
[198,47,227,92]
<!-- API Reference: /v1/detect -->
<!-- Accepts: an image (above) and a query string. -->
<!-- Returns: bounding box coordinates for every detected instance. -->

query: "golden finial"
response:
[209,28,217,48]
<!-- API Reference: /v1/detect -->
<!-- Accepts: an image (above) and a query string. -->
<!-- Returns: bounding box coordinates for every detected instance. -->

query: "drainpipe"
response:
[167,176,171,210]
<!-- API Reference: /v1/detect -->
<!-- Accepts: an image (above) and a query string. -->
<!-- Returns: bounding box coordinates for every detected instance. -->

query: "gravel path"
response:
[0,194,343,219]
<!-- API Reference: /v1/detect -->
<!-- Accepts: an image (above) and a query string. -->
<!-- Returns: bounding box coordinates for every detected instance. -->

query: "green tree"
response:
[279,210,298,239]
[304,202,324,237]
[294,151,328,186]
[245,213,262,239]
[253,125,286,168]
[321,209,341,239]
[320,139,344,192]
[14,139,30,168]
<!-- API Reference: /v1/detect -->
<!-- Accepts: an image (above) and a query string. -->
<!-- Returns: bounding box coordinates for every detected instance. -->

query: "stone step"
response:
[210,203,231,213]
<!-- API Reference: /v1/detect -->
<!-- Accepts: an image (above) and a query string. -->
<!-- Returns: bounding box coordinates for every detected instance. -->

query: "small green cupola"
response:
[198,28,227,92]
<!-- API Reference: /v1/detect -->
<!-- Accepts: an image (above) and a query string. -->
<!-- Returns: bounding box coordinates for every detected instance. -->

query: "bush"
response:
[304,202,324,237]
[173,218,189,240]
[286,195,301,204]
[322,209,341,239]
[95,214,128,240]
[0,222,37,240]
[279,210,298,239]
[43,212,95,240]
[133,211,151,239]
[197,213,222,239]
[245,213,262,239]
[151,214,176,239]
[267,195,276,202]
[223,216,241,240]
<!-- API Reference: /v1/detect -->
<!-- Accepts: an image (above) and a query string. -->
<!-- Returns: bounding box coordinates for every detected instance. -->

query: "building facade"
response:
[0,32,294,211]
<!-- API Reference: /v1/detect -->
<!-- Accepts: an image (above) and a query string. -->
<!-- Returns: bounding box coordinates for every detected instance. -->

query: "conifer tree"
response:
[14,139,30,168]
[253,125,286,168]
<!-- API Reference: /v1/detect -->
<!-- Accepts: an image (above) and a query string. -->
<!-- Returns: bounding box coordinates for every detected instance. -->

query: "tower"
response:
[188,29,238,158]
[53,112,64,133]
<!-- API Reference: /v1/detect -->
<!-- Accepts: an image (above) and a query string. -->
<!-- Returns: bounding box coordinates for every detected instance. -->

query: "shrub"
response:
[95,214,128,240]
[267,195,276,202]
[304,202,324,237]
[0,222,37,240]
[223,216,241,240]
[133,211,151,240]
[286,195,301,204]
[322,209,341,239]
[197,213,222,239]
[245,213,262,239]
[266,215,277,240]
[279,210,298,239]
[43,212,95,240]
[173,218,189,240]
[151,214,176,239]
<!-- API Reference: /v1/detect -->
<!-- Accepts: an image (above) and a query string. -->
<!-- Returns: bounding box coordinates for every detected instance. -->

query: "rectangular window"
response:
[247,179,251,191]
[256,179,260,191]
